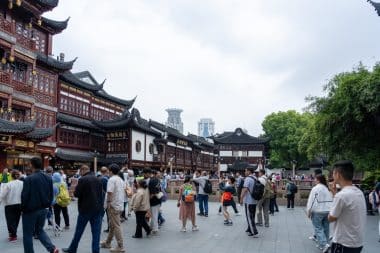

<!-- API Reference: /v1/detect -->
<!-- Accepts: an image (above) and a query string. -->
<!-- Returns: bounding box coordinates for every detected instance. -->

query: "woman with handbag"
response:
[130,179,151,238]
[177,176,198,232]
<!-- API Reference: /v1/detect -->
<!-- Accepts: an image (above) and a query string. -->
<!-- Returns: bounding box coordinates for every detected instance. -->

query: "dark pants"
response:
[22,209,55,253]
[53,204,70,227]
[197,194,209,215]
[219,199,239,213]
[331,243,363,253]
[5,204,22,237]
[244,204,258,234]
[67,211,102,253]
[269,196,279,213]
[237,188,242,203]
[287,194,295,208]
[134,211,151,238]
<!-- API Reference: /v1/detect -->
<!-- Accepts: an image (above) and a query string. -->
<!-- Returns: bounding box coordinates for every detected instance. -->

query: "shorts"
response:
[223,200,233,206]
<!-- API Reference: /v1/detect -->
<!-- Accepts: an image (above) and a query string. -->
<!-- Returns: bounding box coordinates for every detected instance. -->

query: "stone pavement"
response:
[0,200,378,253]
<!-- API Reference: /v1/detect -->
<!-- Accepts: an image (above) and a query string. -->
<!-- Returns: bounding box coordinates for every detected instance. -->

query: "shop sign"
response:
[176,139,188,146]
[15,139,28,147]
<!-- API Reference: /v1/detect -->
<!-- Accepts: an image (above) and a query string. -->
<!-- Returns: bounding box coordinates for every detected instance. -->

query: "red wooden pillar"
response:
[0,151,7,171]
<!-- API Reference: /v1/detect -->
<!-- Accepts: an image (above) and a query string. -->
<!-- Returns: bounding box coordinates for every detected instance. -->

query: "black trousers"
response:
[287,194,295,208]
[53,204,70,227]
[5,204,22,237]
[219,198,239,213]
[331,243,363,253]
[244,204,258,234]
[269,196,279,213]
[135,211,151,238]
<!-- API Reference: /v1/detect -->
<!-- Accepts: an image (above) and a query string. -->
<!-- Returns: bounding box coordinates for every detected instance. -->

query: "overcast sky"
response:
[45,0,380,136]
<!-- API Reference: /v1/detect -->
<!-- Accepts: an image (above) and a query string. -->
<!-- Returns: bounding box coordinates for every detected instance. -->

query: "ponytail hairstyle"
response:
[316,174,328,188]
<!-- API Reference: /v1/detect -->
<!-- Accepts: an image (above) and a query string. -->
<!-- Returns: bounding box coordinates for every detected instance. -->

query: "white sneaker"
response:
[235,212,241,216]
[181,227,186,232]
[192,226,199,231]
[322,244,330,253]
[309,236,317,242]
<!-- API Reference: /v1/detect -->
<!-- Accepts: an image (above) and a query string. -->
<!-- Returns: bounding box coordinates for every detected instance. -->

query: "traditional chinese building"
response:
[54,70,136,171]
[212,128,269,172]
[0,0,75,170]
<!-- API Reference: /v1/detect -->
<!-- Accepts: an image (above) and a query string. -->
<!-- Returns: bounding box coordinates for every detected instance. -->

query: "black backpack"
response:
[249,176,264,201]
[289,183,298,194]
[203,179,212,194]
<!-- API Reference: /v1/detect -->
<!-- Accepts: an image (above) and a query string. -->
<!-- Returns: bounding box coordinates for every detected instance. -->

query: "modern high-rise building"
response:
[166,108,184,133]
[198,118,215,138]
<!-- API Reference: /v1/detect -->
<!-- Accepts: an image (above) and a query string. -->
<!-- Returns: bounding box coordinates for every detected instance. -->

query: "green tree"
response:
[307,63,380,171]
[262,110,310,168]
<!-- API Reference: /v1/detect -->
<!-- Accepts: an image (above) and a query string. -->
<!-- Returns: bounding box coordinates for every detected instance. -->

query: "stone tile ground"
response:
[0,200,378,253]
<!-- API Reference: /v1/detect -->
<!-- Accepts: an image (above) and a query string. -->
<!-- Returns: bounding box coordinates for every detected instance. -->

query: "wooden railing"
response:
[13,79,33,94]
[0,16,13,34]
[15,34,36,51]
[0,71,11,84]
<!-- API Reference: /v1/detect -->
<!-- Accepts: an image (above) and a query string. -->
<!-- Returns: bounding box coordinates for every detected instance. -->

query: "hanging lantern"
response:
[9,55,14,62]
[7,107,12,113]
[37,18,42,26]
[1,57,6,65]
[32,70,37,75]
[28,22,32,29]
[8,1,13,9]
[16,0,22,7]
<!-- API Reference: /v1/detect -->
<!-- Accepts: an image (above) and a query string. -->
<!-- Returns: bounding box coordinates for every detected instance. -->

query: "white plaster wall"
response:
[131,130,145,161]
[146,134,155,162]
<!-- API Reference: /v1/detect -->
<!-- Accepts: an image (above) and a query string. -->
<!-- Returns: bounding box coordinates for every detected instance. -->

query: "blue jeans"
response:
[22,209,55,253]
[197,194,209,215]
[311,212,329,248]
[67,211,102,253]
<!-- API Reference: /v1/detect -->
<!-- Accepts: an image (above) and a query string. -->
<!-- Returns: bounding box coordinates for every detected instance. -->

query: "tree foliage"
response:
[305,63,380,171]
[262,110,310,168]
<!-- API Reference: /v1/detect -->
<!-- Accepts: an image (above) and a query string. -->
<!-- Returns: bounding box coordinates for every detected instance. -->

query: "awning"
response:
[55,148,96,162]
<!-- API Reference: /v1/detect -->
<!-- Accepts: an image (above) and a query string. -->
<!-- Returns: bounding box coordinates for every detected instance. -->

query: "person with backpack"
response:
[193,171,211,217]
[256,168,271,227]
[286,178,298,209]
[177,175,198,232]
[52,172,70,230]
[235,172,244,204]
[240,167,260,237]
[148,170,163,235]
[219,176,236,226]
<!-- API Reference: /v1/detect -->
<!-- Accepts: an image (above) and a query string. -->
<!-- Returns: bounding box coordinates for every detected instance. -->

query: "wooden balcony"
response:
[15,34,36,51]
[13,79,33,94]
[0,17,13,34]
[0,71,11,84]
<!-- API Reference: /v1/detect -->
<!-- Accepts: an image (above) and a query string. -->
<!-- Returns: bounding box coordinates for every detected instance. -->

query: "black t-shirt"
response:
[149,177,162,206]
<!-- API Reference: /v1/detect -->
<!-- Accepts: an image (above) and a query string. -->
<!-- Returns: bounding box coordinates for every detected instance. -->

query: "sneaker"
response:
[322,244,330,253]
[62,248,71,253]
[197,213,204,216]
[309,235,317,242]
[235,212,241,216]
[151,230,158,235]
[181,227,186,232]
[217,212,222,216]
[192,226,199,231]
[110,247,125,253]
[103,229,109,233]
[8,237,17,242]
[248,232,259,238]
[227,221,233,226]
[255,223,263,227]
[223,220,229,225]
[64,226,70,230]
[204,214,208,217]
[100,241,111,249]
[265,224,269,228]
[51,248,59,253]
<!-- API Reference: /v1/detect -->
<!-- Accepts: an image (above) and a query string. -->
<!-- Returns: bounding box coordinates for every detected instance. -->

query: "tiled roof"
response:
[368,0,380,16]
[57,113,102,131]
[0,118,36,134]
[36,0,59,8]
[55,148,95,162]
[149,120,192,142]
[187,134,214,148]
[36,53,76,72]
[213,128,268,144]
[25,126,55,139]
[41,16,69,34]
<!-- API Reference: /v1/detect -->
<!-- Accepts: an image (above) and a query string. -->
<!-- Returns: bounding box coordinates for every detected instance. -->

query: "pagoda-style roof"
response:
[368,0,380,16]
[149,120,192,142]
[187,134,214,148]
[25,125,56,140]
[73,71,136,108]
[40,16,69,34]
[60,71,104,92]
[35,0,59,9]
[93,108,160,136]
[213,128,268,145]
[36,53,76,72]
[55,148,95,162]
[56,113,102,131]
[0,118,36,134]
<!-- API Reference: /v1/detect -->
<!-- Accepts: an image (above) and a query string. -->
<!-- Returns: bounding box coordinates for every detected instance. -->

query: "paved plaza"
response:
[0,200,378,253]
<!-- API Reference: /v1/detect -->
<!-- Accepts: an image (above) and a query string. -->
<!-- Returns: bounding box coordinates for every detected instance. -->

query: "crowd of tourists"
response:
[0,158,378,253]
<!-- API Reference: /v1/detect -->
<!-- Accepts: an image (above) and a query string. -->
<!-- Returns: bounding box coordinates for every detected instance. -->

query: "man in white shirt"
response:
[193,171,209,217]
[328,160,366,253]
[101,164,126,253]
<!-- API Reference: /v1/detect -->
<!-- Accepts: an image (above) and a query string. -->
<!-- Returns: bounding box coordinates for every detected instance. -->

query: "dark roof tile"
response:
[41,16,69,34]
[213,128,268,144]
[0,118,36,134]
[37,53,76,72]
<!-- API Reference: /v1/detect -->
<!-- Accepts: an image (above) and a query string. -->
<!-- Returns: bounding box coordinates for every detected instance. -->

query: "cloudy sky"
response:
[45,0,380,136]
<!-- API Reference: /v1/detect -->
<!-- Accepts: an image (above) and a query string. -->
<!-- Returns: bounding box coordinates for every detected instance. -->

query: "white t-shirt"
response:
[107,175,125,211]
[329,185,366,248]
